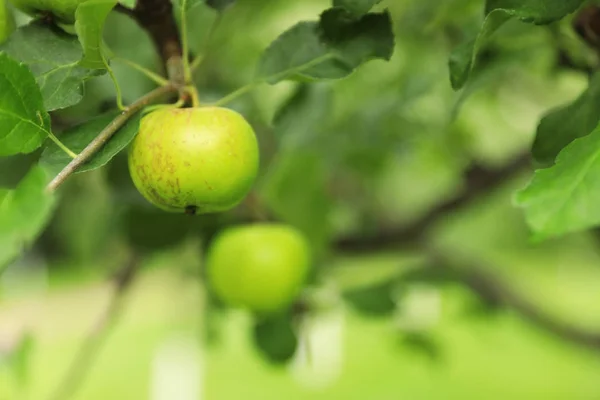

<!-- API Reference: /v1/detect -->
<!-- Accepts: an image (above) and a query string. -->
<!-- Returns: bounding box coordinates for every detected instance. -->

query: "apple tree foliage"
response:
[1,0,600,386]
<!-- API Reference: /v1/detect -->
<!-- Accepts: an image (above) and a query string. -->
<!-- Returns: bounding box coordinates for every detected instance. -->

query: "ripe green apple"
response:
[8,0,89,23]
[128,106,259,214]
[206,223,311,314]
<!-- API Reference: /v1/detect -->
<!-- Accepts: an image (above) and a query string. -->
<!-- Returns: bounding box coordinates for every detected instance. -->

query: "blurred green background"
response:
[3,0,600,399]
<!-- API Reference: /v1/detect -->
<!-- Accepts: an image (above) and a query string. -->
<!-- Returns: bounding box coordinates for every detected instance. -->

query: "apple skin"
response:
[128,107,259,214]
[8,0,89,23]
[206,223,311,314]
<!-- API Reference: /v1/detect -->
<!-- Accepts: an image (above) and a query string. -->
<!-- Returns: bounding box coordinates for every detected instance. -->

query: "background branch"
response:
[334,153,600,352]
[433,256,600,350]
[336,155,531,252]
[46,254,140,400]
[116,0,185,83]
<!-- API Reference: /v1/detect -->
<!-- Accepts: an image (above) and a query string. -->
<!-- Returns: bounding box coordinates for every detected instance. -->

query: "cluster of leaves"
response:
[0,0,394,277]
[0,0,400,371]
[3,0,600,375]
[449,0,600,241]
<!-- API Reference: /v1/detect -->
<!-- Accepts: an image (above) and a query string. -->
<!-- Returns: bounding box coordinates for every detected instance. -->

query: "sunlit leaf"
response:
[516,122,600,239]
[532,73,600,167]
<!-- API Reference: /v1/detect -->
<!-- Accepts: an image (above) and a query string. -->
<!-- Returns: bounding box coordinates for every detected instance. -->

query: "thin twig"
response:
[46,84,177,192]
[45,254,140,400]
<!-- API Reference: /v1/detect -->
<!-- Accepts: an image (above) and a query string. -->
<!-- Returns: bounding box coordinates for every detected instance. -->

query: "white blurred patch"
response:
[290,309,344,390]
[0,253,48,299]
[395,284,441,332]
[151,334,203,400]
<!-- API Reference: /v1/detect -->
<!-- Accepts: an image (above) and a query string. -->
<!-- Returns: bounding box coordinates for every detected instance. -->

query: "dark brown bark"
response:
[116,0,183,72]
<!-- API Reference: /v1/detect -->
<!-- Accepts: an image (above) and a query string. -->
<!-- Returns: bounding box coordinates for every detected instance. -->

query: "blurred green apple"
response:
[206,223,311,314]
[128,106,259,214]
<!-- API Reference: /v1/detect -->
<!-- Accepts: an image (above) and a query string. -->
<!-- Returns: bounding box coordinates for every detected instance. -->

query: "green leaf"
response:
[448,11,510,91]
[400,334,442,362]
[516,123,600,240]
[449,0,584,90]
[40,110,141,177]
[343,279,397,317]
[0,22,100,111]
[205,0,235,11]
[0,52,51,156]
[260,86,334,252]
[272,84,331,145]
[253,313,298,365]
[256,10,394,84]
[0,166,56,273]
[532,73,600,167]
[485,0,585,23]
[0,0,15,44]
[332,0,382,17]
[75,0,118,69]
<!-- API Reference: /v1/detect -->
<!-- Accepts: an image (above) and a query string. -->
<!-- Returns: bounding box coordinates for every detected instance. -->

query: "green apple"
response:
[128,106,259,214]
[206,223,311,314]
[8,0,89,23]
[0,0,14,44]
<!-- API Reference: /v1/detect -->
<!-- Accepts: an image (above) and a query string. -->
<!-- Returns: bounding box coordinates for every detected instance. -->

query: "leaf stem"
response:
[190,12,223,73]
[185,85,201,107]
[46,84,177,192]
[211,82,259,107]
[112,57,170,86]
[106,63,126,111]
[47,132,77,159]
[180,0,192,83]
[211,54,335,107]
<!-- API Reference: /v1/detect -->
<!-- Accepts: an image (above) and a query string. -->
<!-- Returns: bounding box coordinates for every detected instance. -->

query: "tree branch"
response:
[46,84,176,192]
[333,152,600,351]
[336,155,532,252]
[574,5,600,50]
[45,254,140,400]
[434,256,600,350]
[116,0,185,84]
